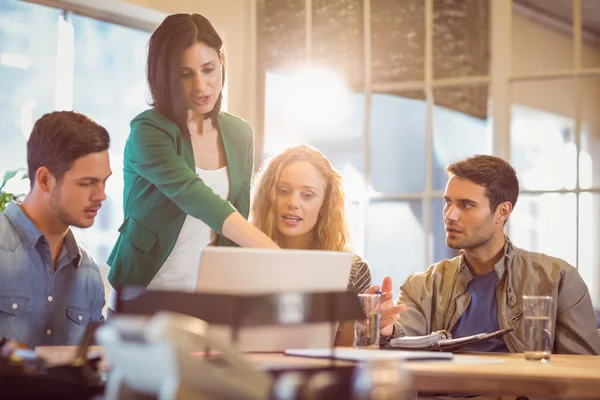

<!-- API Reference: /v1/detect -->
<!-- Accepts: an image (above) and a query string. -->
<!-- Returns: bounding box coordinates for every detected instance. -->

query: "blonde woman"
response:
[251,145,404,344]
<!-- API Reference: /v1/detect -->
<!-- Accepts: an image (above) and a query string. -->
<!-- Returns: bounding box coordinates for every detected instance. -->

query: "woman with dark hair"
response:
[107,14,277,309]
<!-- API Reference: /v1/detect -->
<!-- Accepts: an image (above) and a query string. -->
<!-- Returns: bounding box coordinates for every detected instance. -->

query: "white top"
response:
[108,166,230,310]
[148,166,230,292]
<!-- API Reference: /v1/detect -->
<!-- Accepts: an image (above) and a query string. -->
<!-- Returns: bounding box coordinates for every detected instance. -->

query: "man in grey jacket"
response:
[390,155,599,355]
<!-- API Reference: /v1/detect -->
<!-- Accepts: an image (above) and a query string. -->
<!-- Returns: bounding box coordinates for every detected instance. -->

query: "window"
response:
[0,1,152,268]
[262,0,491,295]
[509,2,600,303]
[0,1,60,173]
[69,13,151,264]
[261,0,600,304]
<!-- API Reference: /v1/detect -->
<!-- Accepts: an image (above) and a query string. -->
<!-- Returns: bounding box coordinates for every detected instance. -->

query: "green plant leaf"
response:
[0,169,28,212]
[1,170,20,191]
[0,192,17,212]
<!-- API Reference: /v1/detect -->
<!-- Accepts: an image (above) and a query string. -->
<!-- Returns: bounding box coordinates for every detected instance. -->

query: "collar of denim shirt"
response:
[4,201,82,267]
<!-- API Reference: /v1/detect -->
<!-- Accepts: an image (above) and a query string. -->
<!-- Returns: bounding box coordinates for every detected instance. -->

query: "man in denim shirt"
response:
[0,111,111,349]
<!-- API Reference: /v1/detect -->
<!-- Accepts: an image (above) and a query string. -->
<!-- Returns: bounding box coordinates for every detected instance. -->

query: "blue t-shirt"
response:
[450,268,509,352]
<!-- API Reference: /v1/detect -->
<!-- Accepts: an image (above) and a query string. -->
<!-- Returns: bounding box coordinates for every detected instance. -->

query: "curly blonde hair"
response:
[251,145,351,251]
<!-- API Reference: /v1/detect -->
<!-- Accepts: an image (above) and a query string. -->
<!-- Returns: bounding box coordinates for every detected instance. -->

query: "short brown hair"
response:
[445,155,519,212]
[27,111,110,187]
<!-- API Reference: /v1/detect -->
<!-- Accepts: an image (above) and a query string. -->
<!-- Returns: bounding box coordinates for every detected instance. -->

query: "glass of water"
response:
[354,293,381,349]
[523,295,553,361]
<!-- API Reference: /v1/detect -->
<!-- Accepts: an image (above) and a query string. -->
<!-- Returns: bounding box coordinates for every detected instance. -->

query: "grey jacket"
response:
[393,238,600,355]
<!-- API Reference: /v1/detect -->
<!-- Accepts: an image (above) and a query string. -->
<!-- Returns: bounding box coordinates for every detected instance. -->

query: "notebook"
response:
[384,328,514,352]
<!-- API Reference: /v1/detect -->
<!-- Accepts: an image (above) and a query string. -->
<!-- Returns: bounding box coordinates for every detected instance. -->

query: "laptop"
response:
[195,247,354,352]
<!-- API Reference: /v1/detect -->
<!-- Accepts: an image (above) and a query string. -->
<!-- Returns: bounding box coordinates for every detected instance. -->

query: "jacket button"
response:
[78,314,83,321]
[12,303,18,310]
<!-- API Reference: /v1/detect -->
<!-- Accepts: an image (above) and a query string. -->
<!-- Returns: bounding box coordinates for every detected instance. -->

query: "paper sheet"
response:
[284,348,454,361]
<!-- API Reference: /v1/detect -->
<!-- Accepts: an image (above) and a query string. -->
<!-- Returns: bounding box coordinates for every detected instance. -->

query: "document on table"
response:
[284,348,454,362]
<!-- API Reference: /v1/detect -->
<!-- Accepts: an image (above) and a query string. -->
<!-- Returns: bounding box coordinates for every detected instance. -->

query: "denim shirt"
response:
[0,202,105,348]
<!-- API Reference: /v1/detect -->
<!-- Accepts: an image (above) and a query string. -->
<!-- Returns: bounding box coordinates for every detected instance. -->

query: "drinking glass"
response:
[523,295,553,361]
[354,293,381,349]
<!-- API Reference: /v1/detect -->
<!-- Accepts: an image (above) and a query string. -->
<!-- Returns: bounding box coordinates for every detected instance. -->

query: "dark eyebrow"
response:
[443,196,478,205]
[179,60,217,71]
[458,198,478,205]
[77,173,112,182]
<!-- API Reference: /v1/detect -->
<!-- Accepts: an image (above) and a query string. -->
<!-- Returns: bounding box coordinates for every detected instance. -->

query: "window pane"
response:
[70,14,151,265]
[512,1,573,75]
[371,0,490,83]
[0,1,60,172]
[312,0,363,88]
[346,201,365,257]
[509,193,577,267]
[433,0,490,79]
[370,91,426,195]
[579,193,600,306]
[580,76,600,190]
[263,69,366,202]
[432,85,492,191]
[371,0,425,83]
[430,198,460,264]
[513,0,600,71]
[510,79,577,191]
[366,200,425,298]
[581,0,600,69]
[264,0,305,72]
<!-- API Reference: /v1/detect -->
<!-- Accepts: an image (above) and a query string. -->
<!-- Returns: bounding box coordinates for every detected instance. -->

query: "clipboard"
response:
[383,328,514,352]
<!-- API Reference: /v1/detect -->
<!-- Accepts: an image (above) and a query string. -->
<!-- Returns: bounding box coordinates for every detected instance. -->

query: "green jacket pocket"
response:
[118,216,157,254]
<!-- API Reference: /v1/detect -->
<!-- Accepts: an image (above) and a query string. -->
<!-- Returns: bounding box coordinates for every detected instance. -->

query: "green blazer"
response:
[107,109,254,287]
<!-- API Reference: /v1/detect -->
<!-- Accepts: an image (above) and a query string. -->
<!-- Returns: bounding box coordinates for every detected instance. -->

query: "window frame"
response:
[256,0,600,294]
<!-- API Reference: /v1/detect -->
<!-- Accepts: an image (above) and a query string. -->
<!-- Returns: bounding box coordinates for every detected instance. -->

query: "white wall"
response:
[512,13,600,135]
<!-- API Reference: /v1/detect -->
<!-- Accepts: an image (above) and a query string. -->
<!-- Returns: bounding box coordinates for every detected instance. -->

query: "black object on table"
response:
[0,321,105,399]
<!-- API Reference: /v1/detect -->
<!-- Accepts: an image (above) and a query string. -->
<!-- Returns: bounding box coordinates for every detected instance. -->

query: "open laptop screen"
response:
[195,247,353,352]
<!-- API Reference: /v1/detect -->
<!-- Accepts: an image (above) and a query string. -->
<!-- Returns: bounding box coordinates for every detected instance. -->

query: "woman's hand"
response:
[222,212,280,249]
